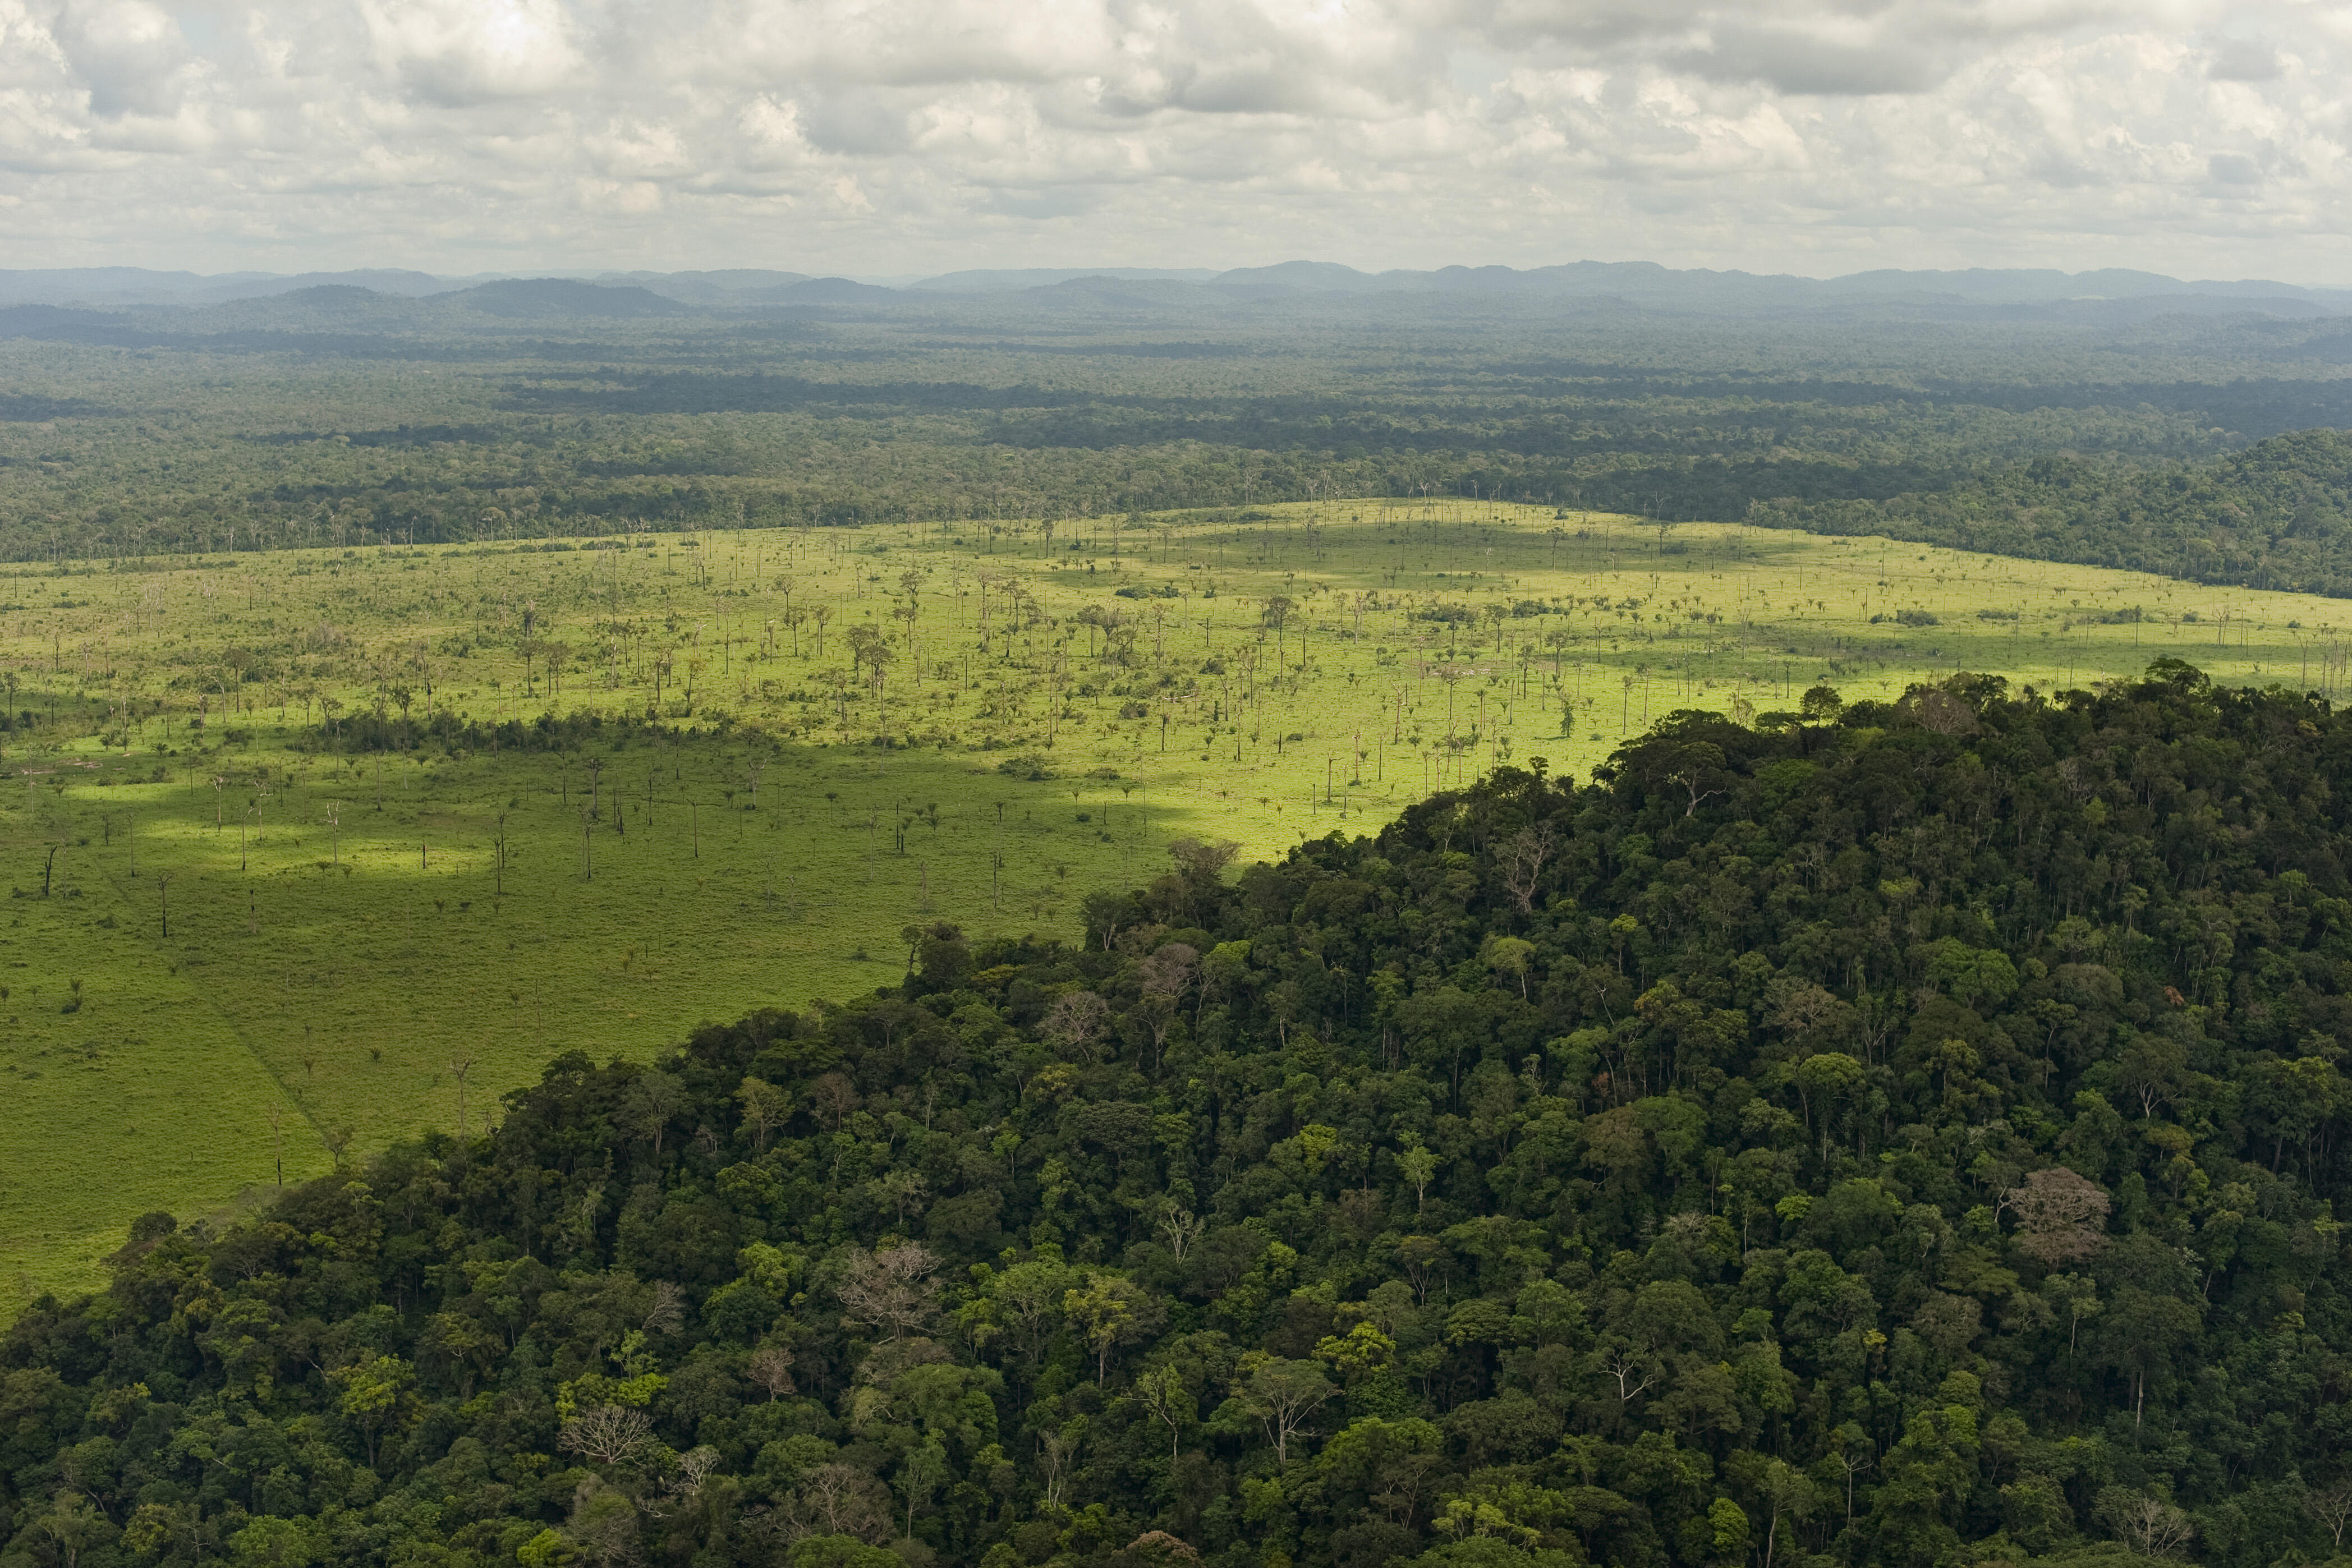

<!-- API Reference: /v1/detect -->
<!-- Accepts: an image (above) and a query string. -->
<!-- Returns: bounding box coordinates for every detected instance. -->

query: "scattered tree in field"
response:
[449,1055,474,1140]
[1260,594,1294,668]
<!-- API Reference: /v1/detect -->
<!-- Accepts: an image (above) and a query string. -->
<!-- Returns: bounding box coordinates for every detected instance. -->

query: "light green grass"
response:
[4,500,2348,1307]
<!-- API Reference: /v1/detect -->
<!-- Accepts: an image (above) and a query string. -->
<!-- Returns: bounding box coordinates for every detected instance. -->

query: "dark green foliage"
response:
[1756,429,2352,597]
[15,662,2352,1568]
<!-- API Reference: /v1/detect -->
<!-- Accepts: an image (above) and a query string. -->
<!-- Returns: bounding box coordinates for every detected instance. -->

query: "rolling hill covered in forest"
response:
[6,661,2352,1568]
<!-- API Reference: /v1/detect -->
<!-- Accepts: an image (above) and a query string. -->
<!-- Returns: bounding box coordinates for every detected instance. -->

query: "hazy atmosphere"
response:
[2,0,2348,279]
[19,6,2352,1568]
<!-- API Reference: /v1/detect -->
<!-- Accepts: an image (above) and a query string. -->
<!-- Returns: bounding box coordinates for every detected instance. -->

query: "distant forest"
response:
[8,282,2352,595]
[11,663,2352,1568]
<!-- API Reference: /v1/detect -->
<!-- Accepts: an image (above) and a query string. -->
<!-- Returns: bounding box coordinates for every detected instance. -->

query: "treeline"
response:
[11,662,2352,1568]
[305,706,726,757]
[28,419,2352,602]
[1748,428,2352,596]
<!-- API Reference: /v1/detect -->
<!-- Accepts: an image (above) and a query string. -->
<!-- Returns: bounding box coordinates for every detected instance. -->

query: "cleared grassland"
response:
[3,498,2348,1306]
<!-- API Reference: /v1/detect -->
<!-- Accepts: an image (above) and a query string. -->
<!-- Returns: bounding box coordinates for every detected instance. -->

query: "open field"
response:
[5,496,2351,1305]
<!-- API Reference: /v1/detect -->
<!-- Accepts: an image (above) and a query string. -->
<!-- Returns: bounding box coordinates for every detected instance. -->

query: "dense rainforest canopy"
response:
[1749,429,2352,599]
[11,661,2352,1568]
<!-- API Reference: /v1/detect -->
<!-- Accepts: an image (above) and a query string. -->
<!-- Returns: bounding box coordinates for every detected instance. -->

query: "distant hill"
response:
[178,284,438,330]
[194,269,453,301]
[436,278,694,319]
[1,260,2346,320]
[1196,259,2352,318]
[772,277,908,305]
[596,269,815,304]
[1211,260,1387,294]
[911,267,1220,292]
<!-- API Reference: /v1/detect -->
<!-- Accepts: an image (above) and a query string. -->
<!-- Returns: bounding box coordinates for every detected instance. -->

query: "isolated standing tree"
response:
[1261,595,1294,669]
[449,1056,474,1141]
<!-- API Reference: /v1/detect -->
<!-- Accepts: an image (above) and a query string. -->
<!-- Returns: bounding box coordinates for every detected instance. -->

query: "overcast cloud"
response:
[0,0,2345,281]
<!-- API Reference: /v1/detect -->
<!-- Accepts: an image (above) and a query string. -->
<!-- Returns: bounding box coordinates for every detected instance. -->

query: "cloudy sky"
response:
[0,0,2345,282]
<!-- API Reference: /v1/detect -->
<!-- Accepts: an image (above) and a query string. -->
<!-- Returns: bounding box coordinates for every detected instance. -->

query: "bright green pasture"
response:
[3,500,2348,1305]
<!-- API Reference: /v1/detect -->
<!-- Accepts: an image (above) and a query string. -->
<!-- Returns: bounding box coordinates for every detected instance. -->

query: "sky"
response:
[0,0,2346,283]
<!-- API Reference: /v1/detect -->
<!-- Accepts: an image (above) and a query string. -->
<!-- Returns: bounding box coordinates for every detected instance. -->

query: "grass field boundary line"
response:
[65,821,330,1147]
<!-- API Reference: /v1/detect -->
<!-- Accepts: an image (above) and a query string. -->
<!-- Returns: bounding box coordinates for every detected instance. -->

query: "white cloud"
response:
[0,0,2348,280]
[53,0,190,117]
[358,0,582,106]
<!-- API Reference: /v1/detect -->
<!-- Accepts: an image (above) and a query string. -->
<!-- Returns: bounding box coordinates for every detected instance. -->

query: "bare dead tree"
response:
[835,1243,939,1339]
[1496,822,1556,912]
[1042,990,1114,1064]
[1157,1203,1206,1262]
[1602,1349,1656,1405]
[2100,1493,2193,1561]
[558,1405,654,1468]
[770,1463,892,1543]
[642,1281,686,1336]
[2307,1480,2352,1550]
[449,1056,474,1141]
[747,1343,797,1401]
